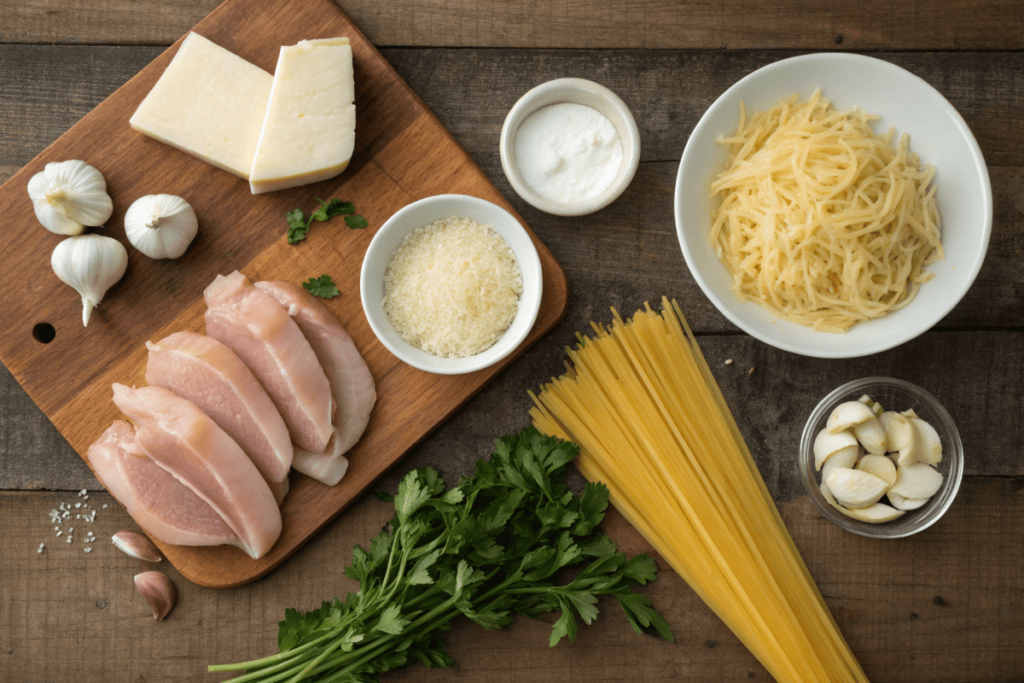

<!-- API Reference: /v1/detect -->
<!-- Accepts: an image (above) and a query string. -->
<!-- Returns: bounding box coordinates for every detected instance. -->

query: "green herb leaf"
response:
[286,209,309,244]
[302,274,340,299]
[285,198,367,244]
[345,214,369,229]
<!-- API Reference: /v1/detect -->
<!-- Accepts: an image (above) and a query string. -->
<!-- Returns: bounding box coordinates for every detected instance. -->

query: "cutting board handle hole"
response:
[32,323,56,344]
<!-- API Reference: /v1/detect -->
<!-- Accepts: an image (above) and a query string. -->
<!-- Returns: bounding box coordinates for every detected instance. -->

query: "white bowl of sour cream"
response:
[500,78,640,216]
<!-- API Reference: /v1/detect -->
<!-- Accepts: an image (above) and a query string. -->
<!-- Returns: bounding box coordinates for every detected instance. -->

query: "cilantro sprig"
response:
[302,274,340,299]
[287,197,368,244]
[209,427,671,682]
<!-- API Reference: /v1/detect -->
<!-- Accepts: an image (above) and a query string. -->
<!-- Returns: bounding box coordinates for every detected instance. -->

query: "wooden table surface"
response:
[1,1,1022,682]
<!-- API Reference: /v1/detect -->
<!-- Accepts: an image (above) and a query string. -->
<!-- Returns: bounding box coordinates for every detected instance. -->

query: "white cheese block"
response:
[249,38,356,195]
[129,33,273,179]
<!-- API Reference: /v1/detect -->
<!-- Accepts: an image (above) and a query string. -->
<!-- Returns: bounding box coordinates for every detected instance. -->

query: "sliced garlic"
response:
[51,234,128,326]
[124,194,198,260]
[822,445,860,482]
[821,483,906,524]
[27,160,114,235]
[855,454,897,488]
[112,530,164,563]
[813,428,858,471]
[887,491,931,511]
[853,417,886,455]
[889,463,944,500]
[826,401,876,434]
[825,468,889,509]
[134,571,177,621]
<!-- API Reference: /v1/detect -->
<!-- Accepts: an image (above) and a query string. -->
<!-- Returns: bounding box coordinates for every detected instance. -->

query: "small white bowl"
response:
[500,78,640,216]
[360,194,543,375]
[675,53,993,358]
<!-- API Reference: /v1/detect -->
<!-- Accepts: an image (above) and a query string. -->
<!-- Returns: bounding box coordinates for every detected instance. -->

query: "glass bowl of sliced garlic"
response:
[800,377,963,539]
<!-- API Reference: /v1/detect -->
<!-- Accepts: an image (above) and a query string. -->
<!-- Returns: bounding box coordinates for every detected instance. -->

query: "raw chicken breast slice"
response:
[205,271,333,453]
[112,384,282,559]
[256,281,376,486]
[146,331,293,504]
[88,421,240,549]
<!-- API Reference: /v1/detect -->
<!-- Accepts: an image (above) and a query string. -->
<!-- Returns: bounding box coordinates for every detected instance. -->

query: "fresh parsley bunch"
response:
[209,427,671,683]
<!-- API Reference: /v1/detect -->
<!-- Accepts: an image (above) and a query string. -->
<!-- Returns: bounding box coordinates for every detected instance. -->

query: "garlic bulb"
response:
[27,160,114,235]
[124,194,198,259]
[51,234,128,326]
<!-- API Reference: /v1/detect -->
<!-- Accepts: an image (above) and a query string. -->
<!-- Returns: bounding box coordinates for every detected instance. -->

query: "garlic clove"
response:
[27,160,113,235]
[855,454,897,488]
[51,234,128,326]
[879,411,914,453]
[824,467,889,509]
[821,483,906,524]
[124,194,198,260]
[886,491,931,511]
[134,571,177,621]
[112,530,164,563]
[821,444,860,483]
[908,417,943,465]
[813,428,858,471]
[852,417,886,455]
[826,401,876,434]
[889,463,944,500]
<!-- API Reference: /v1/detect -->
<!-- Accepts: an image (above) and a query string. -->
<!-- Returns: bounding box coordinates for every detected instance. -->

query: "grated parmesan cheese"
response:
[383,216,522,358]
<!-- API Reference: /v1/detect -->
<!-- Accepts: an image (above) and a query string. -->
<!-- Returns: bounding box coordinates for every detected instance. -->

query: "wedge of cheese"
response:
[249,38,356,195]
[130,33,273,180]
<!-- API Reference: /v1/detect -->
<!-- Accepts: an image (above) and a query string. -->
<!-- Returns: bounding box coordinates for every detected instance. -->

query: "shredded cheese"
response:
[531,300,869,683]
[383,216,522,358]
[710,91,942,332]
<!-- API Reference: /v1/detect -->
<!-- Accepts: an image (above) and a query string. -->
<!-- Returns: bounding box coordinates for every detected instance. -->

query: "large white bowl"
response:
[360,194,543,375]
[675,53,992,358]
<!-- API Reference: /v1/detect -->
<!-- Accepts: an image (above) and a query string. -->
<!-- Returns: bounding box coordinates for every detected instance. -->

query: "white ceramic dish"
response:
[500,78,640,217]
[360,194,543,375]
[675,53,992,359]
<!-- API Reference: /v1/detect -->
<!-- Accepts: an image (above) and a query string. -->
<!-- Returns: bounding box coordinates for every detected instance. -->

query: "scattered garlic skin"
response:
[112,530,164,563]
[124,194,198,260]
[134,571,177,621]
[27,160,113,235]
[51,234,128,326]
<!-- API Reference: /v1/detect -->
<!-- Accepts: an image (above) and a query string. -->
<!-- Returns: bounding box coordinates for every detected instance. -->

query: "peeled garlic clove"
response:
[27,160,113,235]
[124,194,198,260]
[112,530,163,562]
[825,467,889,509]
[887,491,931,511]
[813,428,858,471]
[857,394,884,417]
[908,417,943,465]
[51,234,128,326]
[134,571,177,621]
[820,482,906,523]
[853,417,886,455]
[880,411,913,453]
[889,463,944,500]
[855,454,897,488]
[822,445,860,482]
[827,401,875,434]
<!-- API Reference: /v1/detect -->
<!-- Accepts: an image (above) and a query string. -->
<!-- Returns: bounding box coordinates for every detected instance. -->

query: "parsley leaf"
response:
[302,274,340,299]
[285,197,368,244]
[210,427,672,682]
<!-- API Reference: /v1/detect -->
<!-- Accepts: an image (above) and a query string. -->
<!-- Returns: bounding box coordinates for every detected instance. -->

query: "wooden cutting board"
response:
[0,0,567,588]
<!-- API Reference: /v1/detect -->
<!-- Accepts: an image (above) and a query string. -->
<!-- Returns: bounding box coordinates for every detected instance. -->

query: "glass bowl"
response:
[799,377,963,538]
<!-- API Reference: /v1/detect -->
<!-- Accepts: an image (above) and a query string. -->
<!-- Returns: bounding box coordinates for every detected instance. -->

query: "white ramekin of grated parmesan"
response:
[360,195,544,374]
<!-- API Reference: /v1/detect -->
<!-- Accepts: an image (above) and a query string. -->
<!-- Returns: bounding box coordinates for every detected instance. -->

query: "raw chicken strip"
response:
[88,421,240,549]
[256,281,376,486]
[205,271,333,452]
[146,331,293,504]
[112,384,282,559]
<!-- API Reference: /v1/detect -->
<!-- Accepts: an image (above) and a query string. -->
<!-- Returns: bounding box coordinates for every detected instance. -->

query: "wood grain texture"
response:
[2,479,1020,682]
[0,0,568,588]
[2,0,1024,50]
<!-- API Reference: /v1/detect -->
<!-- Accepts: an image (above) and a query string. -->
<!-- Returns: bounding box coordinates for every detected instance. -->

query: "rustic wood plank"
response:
[2,0,1023,50]
[5,327,1024,497]
[0,0,568,588]
[2,480,1020,682]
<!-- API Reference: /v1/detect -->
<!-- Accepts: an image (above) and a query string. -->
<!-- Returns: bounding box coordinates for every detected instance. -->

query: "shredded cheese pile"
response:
[710,91,943,332]
[383,216,522,358]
